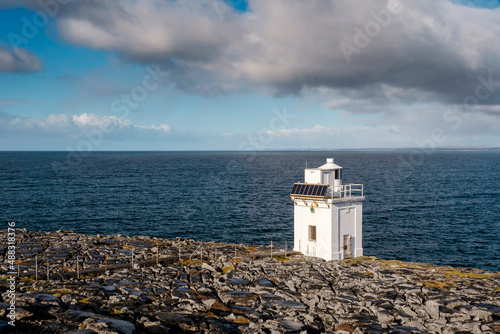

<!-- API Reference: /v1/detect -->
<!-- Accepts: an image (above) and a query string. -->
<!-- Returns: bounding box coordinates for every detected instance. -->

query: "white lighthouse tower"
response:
[291,158,364,261]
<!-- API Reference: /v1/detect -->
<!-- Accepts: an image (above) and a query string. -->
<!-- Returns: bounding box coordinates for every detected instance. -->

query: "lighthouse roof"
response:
[318,158,342,170]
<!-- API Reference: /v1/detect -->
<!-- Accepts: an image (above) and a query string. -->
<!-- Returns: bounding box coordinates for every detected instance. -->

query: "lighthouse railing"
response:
[335,184,363,200]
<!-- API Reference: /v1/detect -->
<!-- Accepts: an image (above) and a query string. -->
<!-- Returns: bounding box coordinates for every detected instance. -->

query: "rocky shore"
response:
[1,230,499,333]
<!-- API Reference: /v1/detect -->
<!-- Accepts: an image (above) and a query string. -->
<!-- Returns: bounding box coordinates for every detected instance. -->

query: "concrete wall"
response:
[304,169,322,184]
[293,203,332,260]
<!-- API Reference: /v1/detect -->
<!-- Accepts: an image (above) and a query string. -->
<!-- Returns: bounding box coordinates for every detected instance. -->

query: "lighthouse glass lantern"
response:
[290,158,364,261]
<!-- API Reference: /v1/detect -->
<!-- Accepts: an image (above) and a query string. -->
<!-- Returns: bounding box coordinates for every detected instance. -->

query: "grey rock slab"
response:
[30,293,61,302]
[90,318,136,334]
[16,307,33,320]
[201,263,216,272]
[228,278,251,285]
[0,302,9,317]
[279,319,305,332]
[61,294,74,304]
[69,310,101,318]
[460,306,493,321]
[276,300,307,309]
[256,278,275,287]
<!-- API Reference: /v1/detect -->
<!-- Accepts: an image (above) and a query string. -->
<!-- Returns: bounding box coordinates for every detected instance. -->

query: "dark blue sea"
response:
[1,151,499,272]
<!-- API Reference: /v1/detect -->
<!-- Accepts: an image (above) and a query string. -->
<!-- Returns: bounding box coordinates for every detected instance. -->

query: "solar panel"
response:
[311,185,319,196]
[306,185,313,196]
[290,183,329,198]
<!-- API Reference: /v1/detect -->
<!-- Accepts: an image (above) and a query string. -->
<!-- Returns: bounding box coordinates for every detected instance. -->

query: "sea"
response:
[1,151,499,272]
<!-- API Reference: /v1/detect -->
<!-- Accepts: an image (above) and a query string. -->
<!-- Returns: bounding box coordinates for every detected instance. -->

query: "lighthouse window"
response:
[335,170,339,180]
[308,225,317,241]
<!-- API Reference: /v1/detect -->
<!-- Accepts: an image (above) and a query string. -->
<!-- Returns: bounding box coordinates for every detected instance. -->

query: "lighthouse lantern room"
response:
[291,158,364,261]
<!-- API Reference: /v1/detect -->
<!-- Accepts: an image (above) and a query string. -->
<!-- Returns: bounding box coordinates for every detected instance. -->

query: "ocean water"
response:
[1,151,499,272]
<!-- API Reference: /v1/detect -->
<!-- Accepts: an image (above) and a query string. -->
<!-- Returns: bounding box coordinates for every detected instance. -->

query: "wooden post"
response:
[252,243,255,261]
[105,253,108,272]
[35,255,38,281]
[46,260,49,281]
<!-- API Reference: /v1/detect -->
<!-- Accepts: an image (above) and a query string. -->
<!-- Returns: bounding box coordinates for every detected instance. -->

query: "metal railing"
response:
[333,184,364,200]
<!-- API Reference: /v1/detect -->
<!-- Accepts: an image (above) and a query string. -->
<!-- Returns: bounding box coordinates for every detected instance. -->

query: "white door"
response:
[338,208,356,259]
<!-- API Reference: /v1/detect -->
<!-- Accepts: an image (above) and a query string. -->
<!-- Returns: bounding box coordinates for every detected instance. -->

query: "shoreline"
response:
[1,229,499,333]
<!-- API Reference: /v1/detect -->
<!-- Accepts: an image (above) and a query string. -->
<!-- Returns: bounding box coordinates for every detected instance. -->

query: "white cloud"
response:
[0,113,170,137]
[137,123,171,133]
[71,113,133,129]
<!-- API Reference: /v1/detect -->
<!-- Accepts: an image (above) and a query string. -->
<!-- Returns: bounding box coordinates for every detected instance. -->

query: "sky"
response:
[0,0,500,151]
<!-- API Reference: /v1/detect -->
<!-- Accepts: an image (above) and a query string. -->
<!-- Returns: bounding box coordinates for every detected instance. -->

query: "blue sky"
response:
[1,0,500,150]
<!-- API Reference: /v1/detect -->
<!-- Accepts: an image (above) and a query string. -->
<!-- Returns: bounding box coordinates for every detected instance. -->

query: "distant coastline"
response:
[1,147,500,152]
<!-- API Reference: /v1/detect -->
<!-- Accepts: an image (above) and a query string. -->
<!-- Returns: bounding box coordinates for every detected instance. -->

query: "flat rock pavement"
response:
[0,229,499,333]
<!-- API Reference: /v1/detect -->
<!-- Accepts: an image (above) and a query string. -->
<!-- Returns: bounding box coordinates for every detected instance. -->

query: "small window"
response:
[335,169,339,180]
[308,225,317,241]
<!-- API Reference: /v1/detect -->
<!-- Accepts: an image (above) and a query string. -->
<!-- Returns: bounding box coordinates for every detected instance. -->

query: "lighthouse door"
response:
[338,208,356,259]
[343,234,353,259]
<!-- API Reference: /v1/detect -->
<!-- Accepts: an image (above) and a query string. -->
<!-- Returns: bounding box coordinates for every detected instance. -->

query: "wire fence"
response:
[1,234,297,281]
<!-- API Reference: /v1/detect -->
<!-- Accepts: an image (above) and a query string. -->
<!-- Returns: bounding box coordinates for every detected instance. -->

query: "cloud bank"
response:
[47,0,500,107]
[0,113,170,139]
